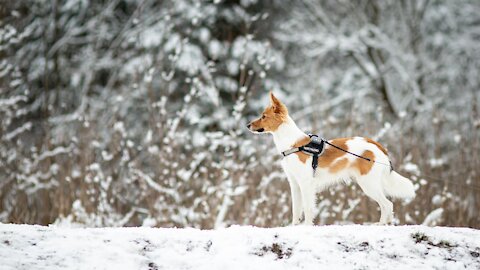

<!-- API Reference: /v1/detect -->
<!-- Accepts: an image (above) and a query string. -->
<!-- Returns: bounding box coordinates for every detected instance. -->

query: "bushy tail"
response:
[382,171,415,199]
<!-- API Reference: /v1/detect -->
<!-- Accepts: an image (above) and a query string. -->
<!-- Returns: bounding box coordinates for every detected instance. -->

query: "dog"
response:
[247,92,415,225]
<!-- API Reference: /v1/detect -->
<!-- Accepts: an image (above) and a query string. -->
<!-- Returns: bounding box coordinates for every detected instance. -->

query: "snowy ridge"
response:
[1,224,479,270]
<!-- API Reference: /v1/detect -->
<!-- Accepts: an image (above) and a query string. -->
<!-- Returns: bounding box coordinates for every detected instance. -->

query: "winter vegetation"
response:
[1,0,479,231]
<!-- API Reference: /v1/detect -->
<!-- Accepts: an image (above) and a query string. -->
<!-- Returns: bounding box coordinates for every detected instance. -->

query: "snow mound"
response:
[0,224,479,270]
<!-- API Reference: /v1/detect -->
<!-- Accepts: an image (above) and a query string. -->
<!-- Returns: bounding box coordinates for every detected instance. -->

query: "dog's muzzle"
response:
[247,123,264,133]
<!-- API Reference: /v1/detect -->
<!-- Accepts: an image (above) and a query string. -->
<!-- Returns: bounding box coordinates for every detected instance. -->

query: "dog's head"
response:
[247,92,288,134]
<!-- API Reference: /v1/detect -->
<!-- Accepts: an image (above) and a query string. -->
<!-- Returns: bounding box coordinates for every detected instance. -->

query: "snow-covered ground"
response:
[0,224,479,270]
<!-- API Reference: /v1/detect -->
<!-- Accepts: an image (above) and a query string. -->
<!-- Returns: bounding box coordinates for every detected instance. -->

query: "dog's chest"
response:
[281,155,312,176]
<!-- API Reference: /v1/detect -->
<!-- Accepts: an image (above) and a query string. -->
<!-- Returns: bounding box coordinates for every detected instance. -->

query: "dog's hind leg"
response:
[286,172,303,225]
[356,174,393,224]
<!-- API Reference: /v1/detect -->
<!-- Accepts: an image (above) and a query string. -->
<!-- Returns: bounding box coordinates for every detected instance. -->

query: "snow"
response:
[177,44,205,75]
[3,121,32,140]
[208,40,223,59]
[0,224,479,270]
[429,158,446,168]
[140,26,164,48]
[131,169,180,203]
[403,162,421,176]
[422,208,444,226]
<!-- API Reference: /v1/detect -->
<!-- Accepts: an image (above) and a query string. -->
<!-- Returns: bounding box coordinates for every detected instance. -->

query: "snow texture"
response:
[0,224,479,270]
[1,0,479,230]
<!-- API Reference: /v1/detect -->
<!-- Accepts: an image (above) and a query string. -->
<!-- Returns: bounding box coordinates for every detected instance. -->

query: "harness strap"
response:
[281,147,301,157]
[322,140,372,162]
[312,154,319,174]
[281,136,394,173]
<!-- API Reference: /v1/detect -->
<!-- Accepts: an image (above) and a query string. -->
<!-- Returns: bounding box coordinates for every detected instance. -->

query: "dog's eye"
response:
[261,115,266,119]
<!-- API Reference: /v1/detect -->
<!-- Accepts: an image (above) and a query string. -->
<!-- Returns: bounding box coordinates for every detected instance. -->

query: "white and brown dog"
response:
[247,92,415,225]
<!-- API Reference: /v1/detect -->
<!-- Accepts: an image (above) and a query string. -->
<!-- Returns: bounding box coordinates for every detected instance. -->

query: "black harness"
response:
[281,134,325,176]
[281,134,394,176]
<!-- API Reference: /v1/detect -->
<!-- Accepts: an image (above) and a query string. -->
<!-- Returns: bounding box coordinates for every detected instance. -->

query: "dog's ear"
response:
[269,92,287,115]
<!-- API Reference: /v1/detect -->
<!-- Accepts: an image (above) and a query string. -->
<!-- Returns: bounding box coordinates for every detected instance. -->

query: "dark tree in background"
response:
[0,0,479,228]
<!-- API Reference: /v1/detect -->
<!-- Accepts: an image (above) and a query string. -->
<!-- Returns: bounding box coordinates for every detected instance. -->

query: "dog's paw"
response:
[372,221,394,226]
[372,222,387,226]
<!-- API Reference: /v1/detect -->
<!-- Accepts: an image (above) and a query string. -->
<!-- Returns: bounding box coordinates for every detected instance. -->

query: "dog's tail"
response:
[382,170,415,199]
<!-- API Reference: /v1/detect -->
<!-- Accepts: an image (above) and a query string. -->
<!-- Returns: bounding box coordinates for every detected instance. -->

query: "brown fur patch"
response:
[351,150,375,175]
[366,138,388,156]
[317,138,350,168]
[329,158,349,173]
[292,136,311,163]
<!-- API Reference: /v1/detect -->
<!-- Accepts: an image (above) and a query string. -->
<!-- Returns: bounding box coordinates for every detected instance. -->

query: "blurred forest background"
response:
[1,0,479,229]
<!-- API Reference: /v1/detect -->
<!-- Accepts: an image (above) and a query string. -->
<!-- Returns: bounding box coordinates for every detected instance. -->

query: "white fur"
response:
[268,116,415,225]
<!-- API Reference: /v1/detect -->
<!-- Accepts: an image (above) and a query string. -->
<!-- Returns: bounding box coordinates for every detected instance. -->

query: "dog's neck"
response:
[272,116,308,153]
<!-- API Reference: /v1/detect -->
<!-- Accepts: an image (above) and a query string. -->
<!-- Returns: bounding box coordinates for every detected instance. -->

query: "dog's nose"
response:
[246,123,251,129]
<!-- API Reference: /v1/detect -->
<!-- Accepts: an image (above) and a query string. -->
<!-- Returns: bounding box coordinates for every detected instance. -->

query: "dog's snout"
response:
[246,123,251,129]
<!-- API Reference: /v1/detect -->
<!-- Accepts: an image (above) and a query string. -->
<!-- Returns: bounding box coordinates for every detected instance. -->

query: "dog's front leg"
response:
[285,172,302,225]
[299,179,316,225]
